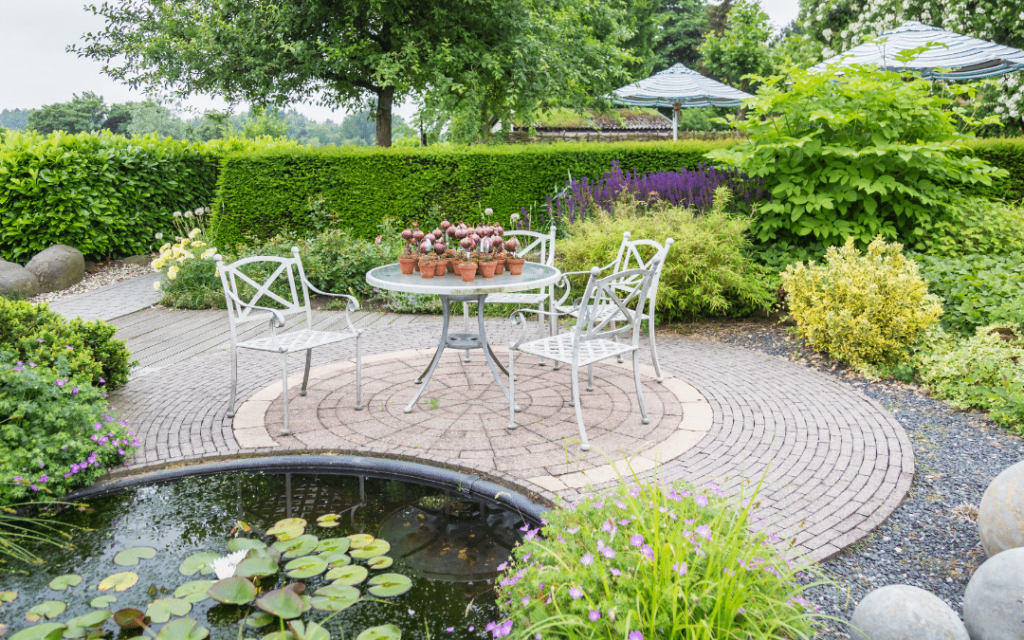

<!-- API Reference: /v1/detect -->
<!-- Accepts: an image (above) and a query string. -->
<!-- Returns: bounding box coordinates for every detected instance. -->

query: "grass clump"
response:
[493,476,822,640]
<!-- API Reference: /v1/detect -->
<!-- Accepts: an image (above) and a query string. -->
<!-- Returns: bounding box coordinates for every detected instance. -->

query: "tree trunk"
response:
[375,86,394,147]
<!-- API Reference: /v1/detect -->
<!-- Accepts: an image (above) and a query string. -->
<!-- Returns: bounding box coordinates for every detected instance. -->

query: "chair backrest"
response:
[502,226,556,266]
[608,232,674,310]
[572,260,661,347]
[215,252,313,343]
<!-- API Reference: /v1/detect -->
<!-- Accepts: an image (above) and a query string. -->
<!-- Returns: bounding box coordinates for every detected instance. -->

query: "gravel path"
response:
[29,260,154,305]
[673,318,1024,638]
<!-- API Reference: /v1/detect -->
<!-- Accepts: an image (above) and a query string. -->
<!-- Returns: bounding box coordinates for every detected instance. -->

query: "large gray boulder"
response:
[978,459,1024,557]
[0,259,40,298]
[850,584,969,640]
[963,547,1024,640]
[25,244,85,293]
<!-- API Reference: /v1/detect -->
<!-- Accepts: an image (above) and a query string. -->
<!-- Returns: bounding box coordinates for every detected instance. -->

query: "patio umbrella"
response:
[612,63,753,141]
[812,21,1024,81]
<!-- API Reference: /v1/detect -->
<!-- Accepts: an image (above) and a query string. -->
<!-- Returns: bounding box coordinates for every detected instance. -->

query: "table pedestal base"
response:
[405,294,520,414]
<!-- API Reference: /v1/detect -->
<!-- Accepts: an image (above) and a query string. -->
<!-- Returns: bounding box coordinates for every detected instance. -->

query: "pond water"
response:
[2,471,529,639]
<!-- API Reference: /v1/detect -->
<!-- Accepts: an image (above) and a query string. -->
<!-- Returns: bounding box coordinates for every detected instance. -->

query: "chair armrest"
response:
[223,289,289,351]
[508,308,575,351]
[303,279,360,312]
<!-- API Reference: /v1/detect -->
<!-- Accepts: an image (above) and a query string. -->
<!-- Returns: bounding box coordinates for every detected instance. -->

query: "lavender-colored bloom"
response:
[628,631,643,640]
[694,494,709,507]
[66,345,73,350]
[71,387,78,394]
[38,475,49,483]
[601,520,617,535]
[640,545,654,561]
[592,501,603,509]
[580,553,594,566]
[118,449,126,455]
[13,366,21,371]
[94,423,102,430]
[630,534,644,547]
[28,362,36,367]
[446,628,454,633]
[615,500,627,509]
[568,586,584,600]
[599,546,615,559]
[566,527,579,534]
[674,561,687,576]
[696,524,712,540]
[37,338,44,343]
[589,610,601,621]
[627,487,640,498]
[99,377,105,384]
[521,596,530,606]
[609,568,622,577]
[56,379,65,387]
[496,561,508,571]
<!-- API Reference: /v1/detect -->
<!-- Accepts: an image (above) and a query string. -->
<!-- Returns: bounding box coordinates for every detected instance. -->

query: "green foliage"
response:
[653,0,709,69]
[0,298,135,389]
[0,130,219,262]
[963,137,1024,202]
[781,237,943,369]
[922,198,1024,258]
[0,356,136,504]
[557,193,774,322]
[213,140,731,246]
[26,92,108,135]
[709,64,1007,250]
[911,325,1024,432]
[698,0,773,91]
[0,108,34,131]
[495,476,821,640]
[914,253,1024,337]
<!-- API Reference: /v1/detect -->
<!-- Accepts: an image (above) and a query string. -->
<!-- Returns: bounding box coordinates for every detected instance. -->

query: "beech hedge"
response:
[211,141,734,245]
[965,137,1024,202]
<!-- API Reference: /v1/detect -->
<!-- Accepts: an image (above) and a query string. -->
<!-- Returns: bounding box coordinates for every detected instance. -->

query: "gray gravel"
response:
[680,319,1024,639]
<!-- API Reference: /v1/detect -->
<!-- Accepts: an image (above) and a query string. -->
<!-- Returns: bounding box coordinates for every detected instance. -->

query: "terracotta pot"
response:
[507,258,525,275]
[460,262,478,282]
[419,260,435,278]
[435,262,447,277]
[494,260,504,275]
[398,256,417,275]
[479,261,497,278]
[446,258,457,274]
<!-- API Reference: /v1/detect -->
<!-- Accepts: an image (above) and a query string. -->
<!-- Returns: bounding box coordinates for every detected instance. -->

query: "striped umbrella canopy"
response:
[812,21,1024,80]
[612,63,752,140]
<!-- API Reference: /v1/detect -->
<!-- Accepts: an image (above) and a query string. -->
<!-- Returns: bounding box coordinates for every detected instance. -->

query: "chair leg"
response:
[281,353,291,436]
[649,314,663,383]
[300,349,312,396]
[462,301,471,362]
[226,347,238,418]
[508,348,517,430]
[587,364,594,392]
[632,351,650,425]
[551,298,561,371]
[571,362,590,451]
[355,332,364,410]
[536,301,546,366]
[614,320,624,363]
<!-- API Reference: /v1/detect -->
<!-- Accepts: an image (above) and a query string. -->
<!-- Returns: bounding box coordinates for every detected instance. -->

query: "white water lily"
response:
[212,550,247,580]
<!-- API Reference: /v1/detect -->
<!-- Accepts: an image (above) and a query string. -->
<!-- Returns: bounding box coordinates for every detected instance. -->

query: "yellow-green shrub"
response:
[781,237,942,368]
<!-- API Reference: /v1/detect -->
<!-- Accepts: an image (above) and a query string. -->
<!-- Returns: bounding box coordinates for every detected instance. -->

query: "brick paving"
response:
[107,306,915,563]
[48,272,163,321]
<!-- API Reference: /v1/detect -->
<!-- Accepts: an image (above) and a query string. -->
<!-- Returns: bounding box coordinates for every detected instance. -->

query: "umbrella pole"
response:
[673,104,679,142]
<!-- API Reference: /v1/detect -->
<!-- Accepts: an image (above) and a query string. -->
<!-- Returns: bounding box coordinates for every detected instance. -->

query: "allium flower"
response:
[184,211,194,219]
[568,586,584,600]
[155,232,163,240]
[173,211,182,217]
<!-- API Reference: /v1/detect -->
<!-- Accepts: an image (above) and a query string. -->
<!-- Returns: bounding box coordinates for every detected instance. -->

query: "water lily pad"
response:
[9,622,66,640]
[113,546,157,567]
[48,574,82,591]
[245,611,275,628]
[66,610,112,628]
[367,573,412,598]
[347,534,374,549]
[312,583,360,609]
[284,555,327,579]
[325,564,368,585]
[154,617,210,640]
[261,633,295,640]
[98,571,138,592]
[174,580,214,604]
[350,539,390,559]
[315,538,350,553]
[90,595,117,608]
[273,534,319,558]
[113,608,148,629]
[179,552,220,576]
[0,590,17,603]
[367,556,394,570]
[256,583,305,620]
[227,538,267,552]
[146,598,192,623]
[207,576,257,605]
[25,601,66,622]
[289,620,331,640]
[356,625,402,640]
[236,556,279,578]
[316,514,341,528]
[320,552,351,567]
[267,518,306,540]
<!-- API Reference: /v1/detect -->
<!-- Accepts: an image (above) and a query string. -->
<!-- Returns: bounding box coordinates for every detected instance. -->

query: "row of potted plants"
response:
[397,220,525,281]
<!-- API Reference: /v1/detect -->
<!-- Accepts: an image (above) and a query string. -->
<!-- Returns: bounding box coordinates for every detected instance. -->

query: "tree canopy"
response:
[26,92,109,134]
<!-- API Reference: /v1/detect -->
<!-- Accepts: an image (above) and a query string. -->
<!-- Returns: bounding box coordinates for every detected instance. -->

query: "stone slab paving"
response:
[48,272,163,321]
[106,307,915,563]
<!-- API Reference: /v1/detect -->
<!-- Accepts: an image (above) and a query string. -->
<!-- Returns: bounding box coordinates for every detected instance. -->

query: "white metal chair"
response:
[553,232,673,381]
[216,247,363,435]
[460,226,558,366]
[507,259,661,450]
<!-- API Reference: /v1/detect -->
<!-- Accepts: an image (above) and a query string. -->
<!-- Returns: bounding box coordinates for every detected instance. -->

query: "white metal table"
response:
[366,262,562,413]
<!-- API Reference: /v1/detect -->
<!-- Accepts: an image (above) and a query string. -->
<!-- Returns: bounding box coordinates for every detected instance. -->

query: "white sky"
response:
[0,0,800,123]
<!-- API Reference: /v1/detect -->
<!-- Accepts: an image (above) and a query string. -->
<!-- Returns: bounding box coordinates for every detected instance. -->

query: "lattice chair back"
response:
[573,260,661,347]
[607,232,674,303]
[216,254,314,345]
[502,226,556,266]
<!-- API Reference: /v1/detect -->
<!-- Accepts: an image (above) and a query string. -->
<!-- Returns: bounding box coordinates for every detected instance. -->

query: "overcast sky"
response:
[0,0,800,123]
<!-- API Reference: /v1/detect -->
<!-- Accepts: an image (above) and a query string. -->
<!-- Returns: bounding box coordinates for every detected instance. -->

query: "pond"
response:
[2,470,532,640]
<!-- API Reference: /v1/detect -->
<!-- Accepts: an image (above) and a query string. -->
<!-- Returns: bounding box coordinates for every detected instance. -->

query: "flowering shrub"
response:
[782,236,942,369]
[493,478,820,640]
[152,206,226,309]
[0,298,134,388]
[0,354,136,503]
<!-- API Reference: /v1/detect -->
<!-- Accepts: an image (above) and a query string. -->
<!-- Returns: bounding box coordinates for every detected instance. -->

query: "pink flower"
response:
[13,366,21,371]
[566,527,579,534]
[66,345,74,350]
[628,487,640,498]
[589,610,601,621]
[56,379,65,387]
[524,528,539,541]
[37,338,44,343]
[640,545,654,561]
[694,495,709,507]
[609,567,621,577]
[673,561,687,576]
[445,628,453,633]
[496,562,508,571]
[72,387,78,394]
[580,553,593,565]
[630,534,644,547]
[568,586,584,600]
[628,632,643,640]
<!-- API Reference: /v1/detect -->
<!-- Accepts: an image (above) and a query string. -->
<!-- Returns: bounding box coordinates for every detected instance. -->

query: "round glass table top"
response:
[366,262,561,296]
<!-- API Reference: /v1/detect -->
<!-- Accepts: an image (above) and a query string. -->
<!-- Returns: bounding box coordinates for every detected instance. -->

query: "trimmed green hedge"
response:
[212,141,734,245]
[965,138,1024,202]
